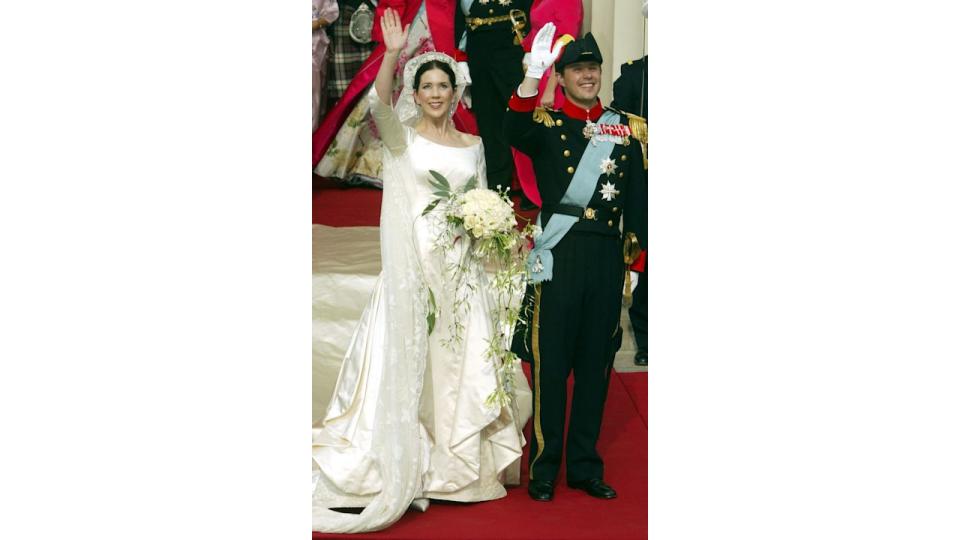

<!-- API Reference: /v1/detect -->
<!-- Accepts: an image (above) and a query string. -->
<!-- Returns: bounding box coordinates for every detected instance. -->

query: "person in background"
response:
[314,0,478,187]
[611,56,648,367]
[313,0,340,132]
[326,0,377,108]
[455,0,533,193]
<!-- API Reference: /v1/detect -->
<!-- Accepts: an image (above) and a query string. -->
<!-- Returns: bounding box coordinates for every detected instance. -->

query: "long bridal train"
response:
[312,88,532,533]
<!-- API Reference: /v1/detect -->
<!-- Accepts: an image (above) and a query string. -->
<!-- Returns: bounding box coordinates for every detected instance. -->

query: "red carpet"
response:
[313,177,383,227]
[314,179,647,538]
[313,370,647,540]
[313,177,539,228]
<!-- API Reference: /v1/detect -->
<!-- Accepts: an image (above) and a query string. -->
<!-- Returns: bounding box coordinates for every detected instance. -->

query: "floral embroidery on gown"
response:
[312,90,532,533]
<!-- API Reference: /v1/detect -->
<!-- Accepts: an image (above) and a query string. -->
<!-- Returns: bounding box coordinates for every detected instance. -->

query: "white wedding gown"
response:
[312,94,532,533]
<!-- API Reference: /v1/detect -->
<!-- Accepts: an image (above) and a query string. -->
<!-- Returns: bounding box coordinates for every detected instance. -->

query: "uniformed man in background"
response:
[505,25,647,502]
[455,0,533,191]
[611,55,649,367]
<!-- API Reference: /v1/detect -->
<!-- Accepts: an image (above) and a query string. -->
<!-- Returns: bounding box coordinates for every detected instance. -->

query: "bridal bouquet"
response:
[422,170,540,409]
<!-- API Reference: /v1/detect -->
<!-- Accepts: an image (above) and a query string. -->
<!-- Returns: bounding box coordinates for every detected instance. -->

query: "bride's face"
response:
[414,68,455,120]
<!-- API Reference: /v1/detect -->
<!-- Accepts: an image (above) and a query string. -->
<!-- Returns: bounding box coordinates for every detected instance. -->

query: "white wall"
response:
[581,0,647,105]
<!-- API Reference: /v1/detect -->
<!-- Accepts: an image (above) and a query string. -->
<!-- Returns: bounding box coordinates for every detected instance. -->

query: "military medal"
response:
[599,157,618,176]
[599,181,620,201]
[583,117,599,144]
[592,123,632,145]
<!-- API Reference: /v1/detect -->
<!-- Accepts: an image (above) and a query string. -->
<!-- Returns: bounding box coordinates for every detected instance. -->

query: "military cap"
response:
[555,33,604,71]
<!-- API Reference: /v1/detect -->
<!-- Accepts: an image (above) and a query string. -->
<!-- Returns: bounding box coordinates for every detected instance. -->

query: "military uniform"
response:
[455,0,533,190]
[504,55,647,485]
[611,56,649,365]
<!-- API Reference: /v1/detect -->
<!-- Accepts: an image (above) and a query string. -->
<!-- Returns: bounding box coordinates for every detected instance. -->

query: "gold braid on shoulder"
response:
[532,107,556,127]
[626,113,648,170]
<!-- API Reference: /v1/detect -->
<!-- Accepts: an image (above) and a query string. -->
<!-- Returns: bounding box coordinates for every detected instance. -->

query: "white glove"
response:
[525,22,564,80]
[629,271,639,294]
[457,61,472,86]
[456,61,473,108]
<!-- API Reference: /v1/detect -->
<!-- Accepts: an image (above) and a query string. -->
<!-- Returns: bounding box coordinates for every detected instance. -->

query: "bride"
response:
[312,8,532,533]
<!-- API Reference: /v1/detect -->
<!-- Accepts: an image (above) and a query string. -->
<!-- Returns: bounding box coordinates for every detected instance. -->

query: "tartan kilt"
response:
[326,1,376,103]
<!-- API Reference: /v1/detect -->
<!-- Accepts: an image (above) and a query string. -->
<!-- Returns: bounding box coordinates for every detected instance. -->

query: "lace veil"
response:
[312,55,449,534]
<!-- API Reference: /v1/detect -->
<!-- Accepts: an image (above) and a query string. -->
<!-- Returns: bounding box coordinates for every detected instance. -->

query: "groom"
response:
[505,28,647,502]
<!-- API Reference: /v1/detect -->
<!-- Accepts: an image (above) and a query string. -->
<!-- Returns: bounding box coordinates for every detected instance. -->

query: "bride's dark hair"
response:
[413,60,457,90]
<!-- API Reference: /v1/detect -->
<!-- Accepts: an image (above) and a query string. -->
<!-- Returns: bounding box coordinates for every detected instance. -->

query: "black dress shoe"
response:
[568,478,617,499]
[634,351,648,367]
[527,479,555,502]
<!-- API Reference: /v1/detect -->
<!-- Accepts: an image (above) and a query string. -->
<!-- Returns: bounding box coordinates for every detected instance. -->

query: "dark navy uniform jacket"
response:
[504,91,647,266]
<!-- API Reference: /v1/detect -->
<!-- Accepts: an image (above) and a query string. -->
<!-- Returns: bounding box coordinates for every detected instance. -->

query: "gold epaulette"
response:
[626,112,647,144]
[625,112,648,170]
[532,107,556,128]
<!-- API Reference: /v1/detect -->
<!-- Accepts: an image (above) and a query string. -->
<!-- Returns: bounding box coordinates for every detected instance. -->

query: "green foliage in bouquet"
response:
[420,170,540,410]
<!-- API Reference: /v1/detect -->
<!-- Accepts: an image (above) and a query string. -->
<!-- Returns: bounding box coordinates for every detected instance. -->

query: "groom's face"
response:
[415,69,455,120]
[558,61,602,106]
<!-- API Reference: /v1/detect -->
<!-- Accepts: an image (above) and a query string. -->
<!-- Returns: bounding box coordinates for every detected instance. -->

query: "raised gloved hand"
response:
[525,22,565,80]
[457,61,473,108]
[457,61,472,86]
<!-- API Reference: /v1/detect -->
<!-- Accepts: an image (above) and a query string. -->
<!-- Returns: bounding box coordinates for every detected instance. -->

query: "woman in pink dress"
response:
[512,0,583,207]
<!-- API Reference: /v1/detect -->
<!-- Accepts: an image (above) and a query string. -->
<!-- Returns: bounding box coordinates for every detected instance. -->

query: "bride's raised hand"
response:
[380,7,409,55]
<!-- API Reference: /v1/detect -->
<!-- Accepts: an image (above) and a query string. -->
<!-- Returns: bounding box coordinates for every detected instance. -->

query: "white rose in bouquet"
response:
[459,188,517,239]
[420,171,541,409]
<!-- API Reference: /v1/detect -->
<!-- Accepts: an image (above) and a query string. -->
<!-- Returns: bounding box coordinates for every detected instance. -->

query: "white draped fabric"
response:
[312,92,532,533]
[312,225,380,421]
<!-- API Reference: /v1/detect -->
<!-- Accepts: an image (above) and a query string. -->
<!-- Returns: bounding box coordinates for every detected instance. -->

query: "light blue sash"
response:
[528,110,620,283]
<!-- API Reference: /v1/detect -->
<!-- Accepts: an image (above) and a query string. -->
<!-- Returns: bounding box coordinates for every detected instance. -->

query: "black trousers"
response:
[628,268,648,355]
[526,232,624,483]
[466,28,525,190]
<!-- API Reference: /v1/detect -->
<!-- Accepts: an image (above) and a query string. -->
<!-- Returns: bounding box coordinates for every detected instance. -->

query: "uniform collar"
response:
[561,98,604,122]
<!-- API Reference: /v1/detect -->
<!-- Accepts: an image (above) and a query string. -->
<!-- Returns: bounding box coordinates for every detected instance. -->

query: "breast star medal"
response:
[599,157,618,176]
[599,181,620,201]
